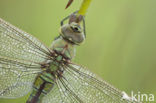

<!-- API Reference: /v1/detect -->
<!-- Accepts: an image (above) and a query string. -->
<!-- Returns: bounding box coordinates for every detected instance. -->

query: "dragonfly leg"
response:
[82,16,86,37]
[60,11,78,26]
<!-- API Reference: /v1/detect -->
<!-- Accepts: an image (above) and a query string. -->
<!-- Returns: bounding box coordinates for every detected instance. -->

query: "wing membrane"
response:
[0,18,49,98]
[0,56,42,98]
[42,63,139,103]
[0,18,51,63]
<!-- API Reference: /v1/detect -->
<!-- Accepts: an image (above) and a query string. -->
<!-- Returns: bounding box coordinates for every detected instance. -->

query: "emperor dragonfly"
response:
[0,12,138,103]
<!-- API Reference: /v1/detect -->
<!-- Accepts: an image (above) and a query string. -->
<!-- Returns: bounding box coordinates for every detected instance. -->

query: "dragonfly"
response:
[0,12,139,103]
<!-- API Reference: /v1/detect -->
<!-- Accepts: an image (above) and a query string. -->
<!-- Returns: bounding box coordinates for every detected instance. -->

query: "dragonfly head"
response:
[60,22,85,45]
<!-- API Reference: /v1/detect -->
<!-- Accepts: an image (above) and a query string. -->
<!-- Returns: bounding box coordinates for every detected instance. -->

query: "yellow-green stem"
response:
[78,0,92,16]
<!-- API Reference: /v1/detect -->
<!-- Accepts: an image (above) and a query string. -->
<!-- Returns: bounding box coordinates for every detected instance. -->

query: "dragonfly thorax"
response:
[51,37,76,60]
[60,22,85,45]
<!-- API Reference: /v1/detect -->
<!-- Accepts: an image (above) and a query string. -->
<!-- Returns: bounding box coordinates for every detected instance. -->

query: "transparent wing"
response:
[0,18,51,63]
[42,63,139,103]
[0,56,42,98]
[0,18,49,98]
[42,84,66,103]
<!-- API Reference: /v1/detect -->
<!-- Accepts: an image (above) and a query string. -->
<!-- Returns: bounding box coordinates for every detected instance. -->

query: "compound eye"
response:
[71,25,81,33]
[73,26,79,31]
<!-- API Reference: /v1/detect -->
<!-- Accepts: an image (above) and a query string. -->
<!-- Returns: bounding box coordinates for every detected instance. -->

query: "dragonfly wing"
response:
[42,77,82,103]
[42,84,67,103]
[0,56,42,98]
[42,63,139,103]
[0,18,51,63]
[0,18,50,98]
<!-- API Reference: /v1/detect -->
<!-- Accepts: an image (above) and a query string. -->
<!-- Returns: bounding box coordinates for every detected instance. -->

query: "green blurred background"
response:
[0,0,156,103]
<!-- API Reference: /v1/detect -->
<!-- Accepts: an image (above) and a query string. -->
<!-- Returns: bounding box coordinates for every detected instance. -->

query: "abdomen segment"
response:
[26,73,54,103]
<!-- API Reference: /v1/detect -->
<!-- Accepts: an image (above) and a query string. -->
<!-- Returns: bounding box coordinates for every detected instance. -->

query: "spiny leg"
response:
[82,16,86,37]
[60,11,78,26]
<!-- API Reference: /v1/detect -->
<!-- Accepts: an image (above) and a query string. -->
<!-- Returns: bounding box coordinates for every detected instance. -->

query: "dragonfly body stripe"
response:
[27,82,47,103]
[27,74,54,103]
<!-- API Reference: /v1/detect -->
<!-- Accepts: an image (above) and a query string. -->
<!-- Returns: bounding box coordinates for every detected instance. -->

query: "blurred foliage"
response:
[0,0,156,103]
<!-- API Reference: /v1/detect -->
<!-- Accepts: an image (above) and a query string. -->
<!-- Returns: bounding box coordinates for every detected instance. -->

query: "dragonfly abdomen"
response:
[26,73,55,103]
